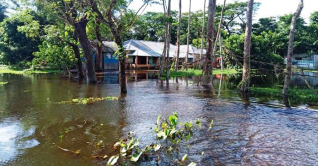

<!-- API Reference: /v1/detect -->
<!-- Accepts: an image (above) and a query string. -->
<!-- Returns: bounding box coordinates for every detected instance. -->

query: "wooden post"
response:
[135,56,138,69]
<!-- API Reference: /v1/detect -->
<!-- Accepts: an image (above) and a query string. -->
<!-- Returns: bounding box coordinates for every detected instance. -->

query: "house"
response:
[90,40,222,71]
[287,54,318,69]
[91,41,119,70]
[124,40,176,69]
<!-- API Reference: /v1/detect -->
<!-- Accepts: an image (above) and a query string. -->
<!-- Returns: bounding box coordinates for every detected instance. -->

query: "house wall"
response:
[314,55,318,69]
[104,53,118,70]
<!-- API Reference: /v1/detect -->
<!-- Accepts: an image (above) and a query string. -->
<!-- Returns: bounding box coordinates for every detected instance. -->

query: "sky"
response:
[129,0,317,23]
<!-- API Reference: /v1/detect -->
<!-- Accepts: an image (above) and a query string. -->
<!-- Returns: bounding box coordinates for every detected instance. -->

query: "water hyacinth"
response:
[56,96,119,105]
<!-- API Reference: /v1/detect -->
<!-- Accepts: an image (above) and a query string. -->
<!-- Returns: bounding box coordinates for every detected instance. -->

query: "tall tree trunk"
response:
[200,0,207,69]
[185,0,191,70]
[165,0,172,76]
[74,19,97,83]
[241,0,254,92]
[282,0,304,104]
[95,20,103,72]
[160,0,167,76]
[175,0,182,72]
[114,36,127,94]
[72,31,84,78]
[203,0,216,85]
[212,0,226,58]
[71,44,84,78]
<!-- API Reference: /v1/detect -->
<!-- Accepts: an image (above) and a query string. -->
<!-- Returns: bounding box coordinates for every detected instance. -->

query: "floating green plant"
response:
[0,82,8,85]
[57,97,119,105]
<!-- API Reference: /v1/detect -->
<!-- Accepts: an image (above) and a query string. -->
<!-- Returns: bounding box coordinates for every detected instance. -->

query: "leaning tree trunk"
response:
[95,20,103,72]
[175,0,182,72]
[200,0,207,69]
[282,0,304,104]
[203,0,216,85]
[74,19,97,83]
[241,0,254,92]
[185,0,192,70]
[212,0,226,58]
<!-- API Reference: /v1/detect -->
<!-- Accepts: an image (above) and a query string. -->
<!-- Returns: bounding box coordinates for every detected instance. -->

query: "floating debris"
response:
[57,97,119,105]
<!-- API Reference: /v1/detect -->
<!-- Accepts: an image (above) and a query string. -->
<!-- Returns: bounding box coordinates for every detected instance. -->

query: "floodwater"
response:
[0,71,317,165]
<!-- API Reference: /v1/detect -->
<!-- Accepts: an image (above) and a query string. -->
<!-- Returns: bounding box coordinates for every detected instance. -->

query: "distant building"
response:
[287,54,318,69]
[91,41,119,70]
[90,40,223,70]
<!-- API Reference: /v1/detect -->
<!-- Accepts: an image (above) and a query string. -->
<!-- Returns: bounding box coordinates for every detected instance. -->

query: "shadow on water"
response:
[0,70,317,165]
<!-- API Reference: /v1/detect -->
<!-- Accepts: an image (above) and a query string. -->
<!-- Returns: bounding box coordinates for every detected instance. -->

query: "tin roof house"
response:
[91,41,119,70]
[124,40,177,69]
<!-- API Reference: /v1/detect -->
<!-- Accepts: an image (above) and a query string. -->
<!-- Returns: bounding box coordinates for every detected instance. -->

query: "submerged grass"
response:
[251,87,318,105]
[170,69,239,77]
[0,66,61,74]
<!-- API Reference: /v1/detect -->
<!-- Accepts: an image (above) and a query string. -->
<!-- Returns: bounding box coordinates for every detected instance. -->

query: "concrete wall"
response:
[314,55,318,69]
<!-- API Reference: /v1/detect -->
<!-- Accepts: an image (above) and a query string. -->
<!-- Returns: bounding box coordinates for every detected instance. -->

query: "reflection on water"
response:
[0,71,317,165]
[0,118,39,162]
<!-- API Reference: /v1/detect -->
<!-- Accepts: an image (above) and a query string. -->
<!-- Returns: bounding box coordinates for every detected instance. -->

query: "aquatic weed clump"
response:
[103,113,214,166]
[0,82,8,85]
[57,97,119,105]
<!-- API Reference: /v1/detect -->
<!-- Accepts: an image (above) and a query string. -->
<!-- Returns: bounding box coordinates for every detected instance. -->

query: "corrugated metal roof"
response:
[124,40,178,57]
[91,40,117,53]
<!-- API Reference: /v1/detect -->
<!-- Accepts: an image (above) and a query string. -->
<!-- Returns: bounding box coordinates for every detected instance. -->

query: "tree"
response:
[175,0,181,72]
[36,0,97,82]
[91,0,155,93]
[252,17,277,35]
[185,0,191,70]
[165,0,172,76]
[0,10,42,67]
[282,0,304,105]
[241,0,254,92]
[203,0,216,85]
[95,19,103,71]
[200,0,207,69]
[0,4,6,22]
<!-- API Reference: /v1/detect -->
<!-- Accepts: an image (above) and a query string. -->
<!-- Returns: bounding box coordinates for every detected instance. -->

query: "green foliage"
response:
[57,96,119,105]
[0,66,60,74]
[0,81,8,85]
[170,69,239,77]
[251,87,318,106]
[224,33,284,69]
[0,4,6,22]
[0,10,44,66]
[33,40,76,69]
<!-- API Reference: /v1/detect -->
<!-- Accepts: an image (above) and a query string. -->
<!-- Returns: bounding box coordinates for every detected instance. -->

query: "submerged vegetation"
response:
[0,81,8,85]
[0,66,60,74]
[55,113,210,165]
[251,87,318,106]
[170,69,239,77]
[57,97,119,105]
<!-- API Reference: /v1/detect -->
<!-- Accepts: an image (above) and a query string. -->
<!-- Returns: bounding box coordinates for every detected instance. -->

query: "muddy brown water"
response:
[0,71,318,165]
